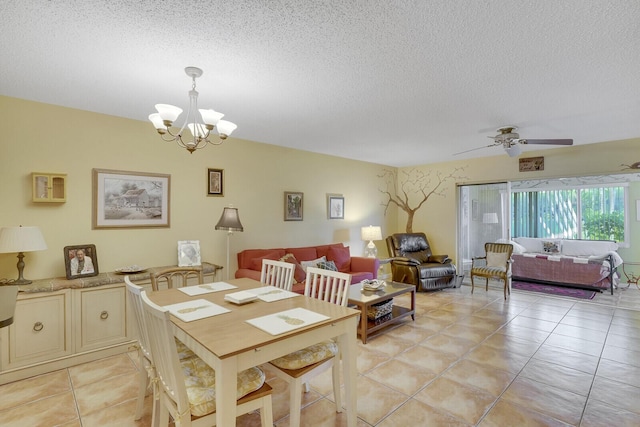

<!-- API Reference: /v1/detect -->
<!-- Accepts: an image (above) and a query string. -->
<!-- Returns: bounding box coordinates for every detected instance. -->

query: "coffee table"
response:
[348,281,415,344]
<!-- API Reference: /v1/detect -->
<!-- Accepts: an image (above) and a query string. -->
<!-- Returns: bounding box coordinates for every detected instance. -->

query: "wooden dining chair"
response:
[150,266,203,291]
[0,285,18,328]
[139,290,274,427]
[470,242,514,299]
[269,266,352,427]
[125,276,196,425]
[260,259,295,290]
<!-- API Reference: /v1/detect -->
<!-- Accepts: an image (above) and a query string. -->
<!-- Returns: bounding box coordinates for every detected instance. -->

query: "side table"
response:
[348,281,415,344]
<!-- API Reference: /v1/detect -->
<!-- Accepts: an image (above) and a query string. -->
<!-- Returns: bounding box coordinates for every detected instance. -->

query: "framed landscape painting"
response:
[92,169,170,229]
[284,191,303,221]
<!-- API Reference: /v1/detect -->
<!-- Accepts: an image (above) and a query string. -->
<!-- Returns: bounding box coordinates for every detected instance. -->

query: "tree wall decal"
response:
[379,167,467,233]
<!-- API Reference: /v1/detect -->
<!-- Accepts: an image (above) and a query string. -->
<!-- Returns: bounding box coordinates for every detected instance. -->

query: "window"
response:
[511,184,628,245]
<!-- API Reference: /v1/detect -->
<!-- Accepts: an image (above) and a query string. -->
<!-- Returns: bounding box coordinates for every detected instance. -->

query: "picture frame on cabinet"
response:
[178,240,202,266]
[284,191,303,221]
[92,168,170,229]
[207,168,224,196]
[64,244,99,280]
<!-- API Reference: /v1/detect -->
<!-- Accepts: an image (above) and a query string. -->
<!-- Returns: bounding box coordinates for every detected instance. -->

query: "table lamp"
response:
[215,206,244,280]
[361,225,382,258]
[0,226,48,285]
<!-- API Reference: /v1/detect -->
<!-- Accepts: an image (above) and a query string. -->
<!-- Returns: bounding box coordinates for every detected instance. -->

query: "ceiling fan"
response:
[455,126,574,157]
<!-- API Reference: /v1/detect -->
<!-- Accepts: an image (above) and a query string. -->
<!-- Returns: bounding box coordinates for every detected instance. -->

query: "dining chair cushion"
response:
[175,339,196,360]
[269,340,338,370]
[180,357,266,417]
[486,252,508,268]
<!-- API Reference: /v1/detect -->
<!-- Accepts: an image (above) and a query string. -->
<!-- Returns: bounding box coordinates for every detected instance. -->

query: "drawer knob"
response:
[100,311,109,320]
[33,322,44,332]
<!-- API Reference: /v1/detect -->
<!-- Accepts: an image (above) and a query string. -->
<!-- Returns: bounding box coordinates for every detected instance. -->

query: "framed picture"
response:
[207,168,224,196]
[92,169,170,229]
[63,244,99,279]
[284,191,303,221]
[328,195,344,219]
[519,156,545,172]
[178,240,201,266]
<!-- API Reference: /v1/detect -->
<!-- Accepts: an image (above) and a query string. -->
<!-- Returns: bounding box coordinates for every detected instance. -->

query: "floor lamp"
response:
[215,206,244,280]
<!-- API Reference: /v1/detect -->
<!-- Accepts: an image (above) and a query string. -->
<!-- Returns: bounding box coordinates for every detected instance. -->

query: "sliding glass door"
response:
[456,182,509,277]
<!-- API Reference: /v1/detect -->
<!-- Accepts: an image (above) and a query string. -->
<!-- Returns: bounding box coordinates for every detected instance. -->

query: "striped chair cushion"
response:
[270,340,338,370]
[180,357,265,417]
[472,266,507,275]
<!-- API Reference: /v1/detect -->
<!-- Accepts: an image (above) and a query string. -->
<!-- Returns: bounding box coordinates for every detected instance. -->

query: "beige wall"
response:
[0,96,396,280]
[395,138,640,266]
[1,95,638,282]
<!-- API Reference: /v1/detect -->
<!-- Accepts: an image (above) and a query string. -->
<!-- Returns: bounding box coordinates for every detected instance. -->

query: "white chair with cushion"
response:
[125,277,196,425]
[150,266,204,291]
[260,259,295,290]
[269,266,352,427]
[470,242,514,299]
[139,290,273,427]
[0,285,18,329]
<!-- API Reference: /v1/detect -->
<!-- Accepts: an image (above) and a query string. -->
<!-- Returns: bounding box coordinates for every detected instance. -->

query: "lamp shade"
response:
[215,207,244,232]
[0,226,48,253]
[361,226,382,242]
[482,213,499,224]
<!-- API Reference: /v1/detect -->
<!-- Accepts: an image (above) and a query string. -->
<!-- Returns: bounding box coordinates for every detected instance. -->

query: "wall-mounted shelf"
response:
[32,173,66,203]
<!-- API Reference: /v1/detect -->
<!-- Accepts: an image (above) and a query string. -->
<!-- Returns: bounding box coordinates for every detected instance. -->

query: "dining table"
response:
[147,277,360,426]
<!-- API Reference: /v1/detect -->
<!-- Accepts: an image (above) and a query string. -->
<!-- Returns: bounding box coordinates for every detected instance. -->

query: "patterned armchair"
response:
[386,232,456,291]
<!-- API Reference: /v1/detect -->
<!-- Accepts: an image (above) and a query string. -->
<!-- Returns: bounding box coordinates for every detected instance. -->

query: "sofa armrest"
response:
[350,256,380,276]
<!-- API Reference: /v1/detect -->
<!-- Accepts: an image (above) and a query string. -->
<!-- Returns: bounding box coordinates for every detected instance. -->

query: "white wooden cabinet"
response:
[0,290,72,370]
[0,265,219,385]
[74,284,128,352]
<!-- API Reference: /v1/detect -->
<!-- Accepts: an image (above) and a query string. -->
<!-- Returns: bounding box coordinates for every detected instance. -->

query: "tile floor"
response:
[1,281,639,426]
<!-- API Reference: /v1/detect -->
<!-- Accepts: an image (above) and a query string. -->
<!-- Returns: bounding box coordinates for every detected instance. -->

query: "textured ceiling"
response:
[2,0,639,167]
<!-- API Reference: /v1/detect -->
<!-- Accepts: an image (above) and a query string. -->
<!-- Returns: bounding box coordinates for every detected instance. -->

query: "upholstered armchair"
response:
[386,232,457,291]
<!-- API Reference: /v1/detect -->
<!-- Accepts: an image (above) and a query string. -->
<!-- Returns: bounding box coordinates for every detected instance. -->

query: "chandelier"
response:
[148,66,237,153]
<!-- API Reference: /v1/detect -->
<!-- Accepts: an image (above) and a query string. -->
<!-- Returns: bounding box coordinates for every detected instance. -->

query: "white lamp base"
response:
[364,241,378,258]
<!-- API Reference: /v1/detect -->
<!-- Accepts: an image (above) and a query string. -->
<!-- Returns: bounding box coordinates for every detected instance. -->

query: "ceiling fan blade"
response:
[521,138,573,145]
[453,144,497,156]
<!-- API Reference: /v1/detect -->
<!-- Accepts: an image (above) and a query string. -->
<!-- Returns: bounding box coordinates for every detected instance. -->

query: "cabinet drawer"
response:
[3,291,71,369]
[75,286,127,352]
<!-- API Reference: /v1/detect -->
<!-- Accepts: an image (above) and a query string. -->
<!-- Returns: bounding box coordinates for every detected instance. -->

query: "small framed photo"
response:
[178,240,201,266]
[64,244,99,279]
[284,191,303,221]
[328,195,344,219]
[207,168,224,196]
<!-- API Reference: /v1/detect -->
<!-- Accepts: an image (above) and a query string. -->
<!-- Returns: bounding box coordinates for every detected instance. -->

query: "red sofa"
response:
[236,243,379,293]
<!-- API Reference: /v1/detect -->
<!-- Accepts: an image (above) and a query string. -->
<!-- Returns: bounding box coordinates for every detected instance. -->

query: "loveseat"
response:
[505,237,623,294]
[235,243,379,294]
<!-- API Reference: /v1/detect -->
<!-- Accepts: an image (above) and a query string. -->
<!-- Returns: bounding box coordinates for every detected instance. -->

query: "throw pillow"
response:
[317,260,338,271]
[249,251,282,271]
[300,256,326,272]
[542,240,560,253]
[279,253,306,283]
[486,252,508,268]
[327,246,351,272]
